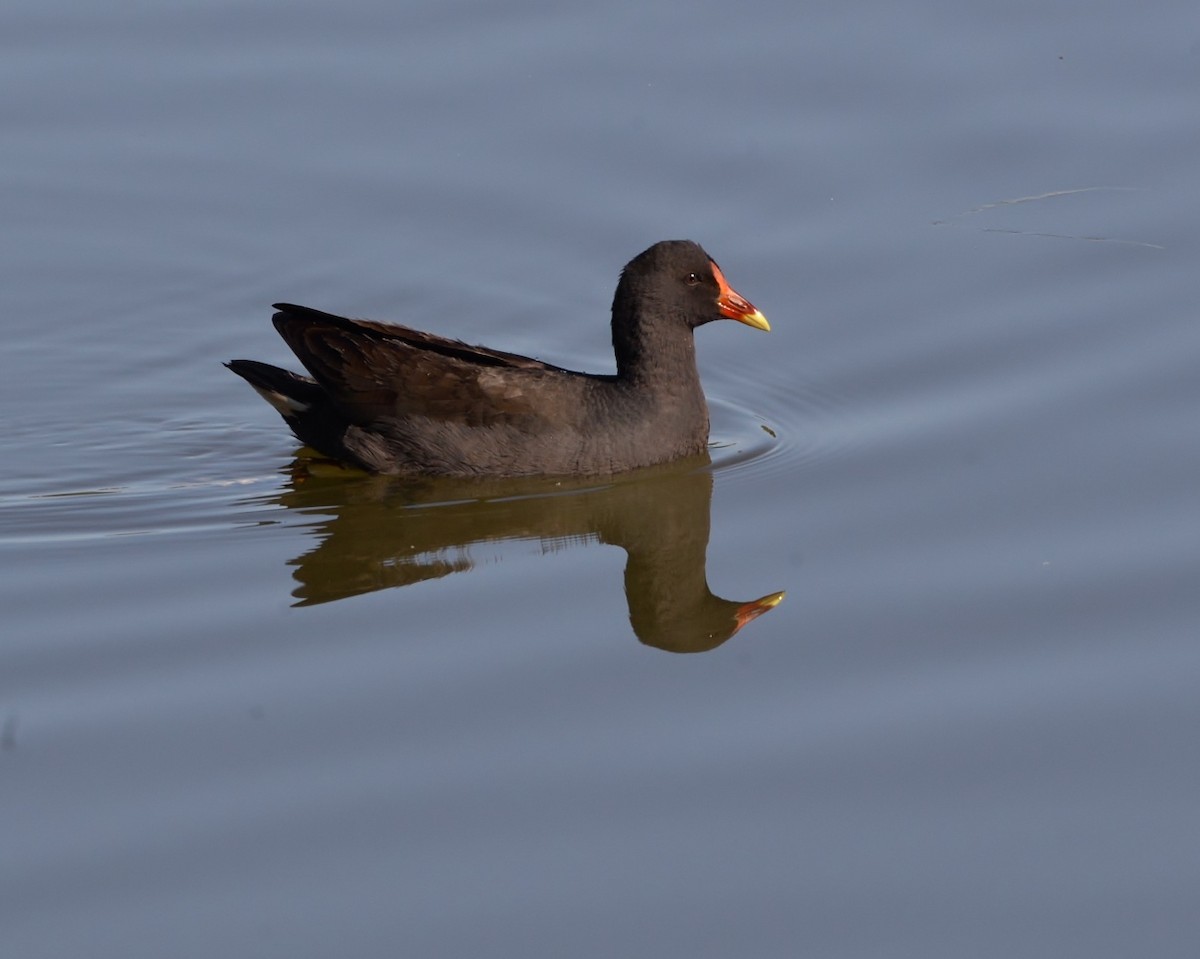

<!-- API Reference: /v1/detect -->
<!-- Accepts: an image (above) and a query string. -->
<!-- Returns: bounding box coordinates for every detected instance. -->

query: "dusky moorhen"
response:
[226,239,769,476]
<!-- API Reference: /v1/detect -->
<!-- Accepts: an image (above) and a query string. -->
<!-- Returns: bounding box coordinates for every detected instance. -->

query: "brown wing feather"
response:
[271,304,585,429]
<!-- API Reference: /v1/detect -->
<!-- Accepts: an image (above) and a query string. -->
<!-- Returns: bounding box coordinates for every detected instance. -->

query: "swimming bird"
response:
[226,239,769,476]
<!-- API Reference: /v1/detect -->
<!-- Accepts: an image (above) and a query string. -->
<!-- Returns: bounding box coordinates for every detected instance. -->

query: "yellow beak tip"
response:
[742,310,771,332]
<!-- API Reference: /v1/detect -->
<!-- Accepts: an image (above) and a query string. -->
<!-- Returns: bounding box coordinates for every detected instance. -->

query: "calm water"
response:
[3,1,1199,956]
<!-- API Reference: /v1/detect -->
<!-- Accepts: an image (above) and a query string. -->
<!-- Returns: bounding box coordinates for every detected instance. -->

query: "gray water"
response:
[3,1,1199,957]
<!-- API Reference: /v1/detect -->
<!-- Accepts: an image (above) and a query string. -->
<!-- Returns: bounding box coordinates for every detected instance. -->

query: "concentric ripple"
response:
[705,363,863,483]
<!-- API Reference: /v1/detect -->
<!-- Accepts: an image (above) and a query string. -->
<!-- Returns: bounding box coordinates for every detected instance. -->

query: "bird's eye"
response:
[684,272,701,286]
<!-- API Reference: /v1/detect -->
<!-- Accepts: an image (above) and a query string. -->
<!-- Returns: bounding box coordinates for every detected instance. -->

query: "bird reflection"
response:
[263,454,784,653]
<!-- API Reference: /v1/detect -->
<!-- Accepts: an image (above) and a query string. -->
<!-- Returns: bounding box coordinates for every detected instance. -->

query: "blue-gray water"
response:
[3,1,1199,957]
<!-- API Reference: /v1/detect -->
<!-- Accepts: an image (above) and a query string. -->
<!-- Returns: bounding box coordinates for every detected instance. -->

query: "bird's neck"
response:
[612,303,701,391]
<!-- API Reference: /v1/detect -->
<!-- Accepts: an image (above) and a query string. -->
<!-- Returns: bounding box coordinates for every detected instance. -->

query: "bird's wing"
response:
[271,303,587,429]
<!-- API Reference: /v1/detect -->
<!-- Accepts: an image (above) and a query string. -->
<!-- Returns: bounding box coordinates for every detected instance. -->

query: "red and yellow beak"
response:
[712,261,770,331]
[733,590,786,633]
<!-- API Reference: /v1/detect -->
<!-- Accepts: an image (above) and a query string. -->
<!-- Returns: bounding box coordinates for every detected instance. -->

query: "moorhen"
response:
[226,239,769,476]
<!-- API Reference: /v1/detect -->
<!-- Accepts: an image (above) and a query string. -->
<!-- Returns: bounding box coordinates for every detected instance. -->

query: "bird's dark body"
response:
[226,240,767,476]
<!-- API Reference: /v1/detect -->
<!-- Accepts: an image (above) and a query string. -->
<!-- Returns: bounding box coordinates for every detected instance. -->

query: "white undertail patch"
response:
[250,385,310,417]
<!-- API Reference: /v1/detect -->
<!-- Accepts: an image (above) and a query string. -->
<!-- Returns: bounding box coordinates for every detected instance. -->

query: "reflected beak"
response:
[733,590,786,633]
[713,261,770,331]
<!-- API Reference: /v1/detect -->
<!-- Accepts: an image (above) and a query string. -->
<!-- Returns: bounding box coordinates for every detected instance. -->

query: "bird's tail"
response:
[224,359,322,418]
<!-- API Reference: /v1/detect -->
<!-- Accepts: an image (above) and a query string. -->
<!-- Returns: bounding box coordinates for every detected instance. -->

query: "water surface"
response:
[3,1,1199,957]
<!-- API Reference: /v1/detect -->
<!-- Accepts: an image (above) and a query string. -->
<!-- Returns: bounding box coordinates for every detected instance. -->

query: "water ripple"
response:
[1,371,866,546]
[706,368,862,483]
